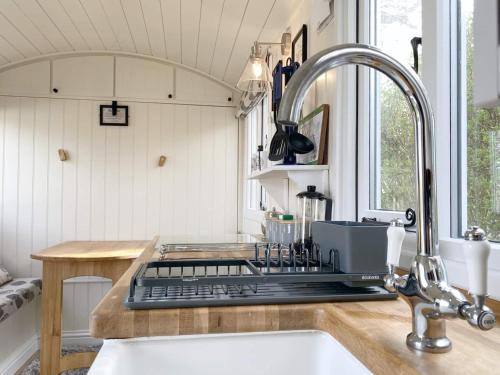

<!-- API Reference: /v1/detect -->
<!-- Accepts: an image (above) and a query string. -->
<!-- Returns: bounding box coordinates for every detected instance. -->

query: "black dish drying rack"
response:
[125,243,397,309]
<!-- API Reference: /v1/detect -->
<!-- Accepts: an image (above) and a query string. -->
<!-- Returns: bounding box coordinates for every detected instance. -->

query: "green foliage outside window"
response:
[377,14,500,240]
[465,17,500,240]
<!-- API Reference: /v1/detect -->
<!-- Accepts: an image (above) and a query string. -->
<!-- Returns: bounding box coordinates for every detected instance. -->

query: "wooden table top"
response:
[90,240,500,375]
[31,240,151,262]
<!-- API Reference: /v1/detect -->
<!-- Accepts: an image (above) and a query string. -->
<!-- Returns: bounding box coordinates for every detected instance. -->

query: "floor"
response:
[19,345,101,375]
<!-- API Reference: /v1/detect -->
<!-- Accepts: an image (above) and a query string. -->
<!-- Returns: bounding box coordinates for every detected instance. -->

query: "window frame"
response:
[242,99,268,225]
[357,0,453,230]
[357,0,500,299]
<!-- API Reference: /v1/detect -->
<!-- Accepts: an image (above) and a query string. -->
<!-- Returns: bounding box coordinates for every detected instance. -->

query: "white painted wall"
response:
[241,0,358,232]
[0,54,239,364]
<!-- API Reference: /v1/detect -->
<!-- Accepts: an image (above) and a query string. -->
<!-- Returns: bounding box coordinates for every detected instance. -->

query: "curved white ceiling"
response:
[0,0,302,87]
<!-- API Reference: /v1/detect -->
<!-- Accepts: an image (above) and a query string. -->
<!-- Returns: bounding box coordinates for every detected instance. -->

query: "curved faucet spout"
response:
[277,43,438,257]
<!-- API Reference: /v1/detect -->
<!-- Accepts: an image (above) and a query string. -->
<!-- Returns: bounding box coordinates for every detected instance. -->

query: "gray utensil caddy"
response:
[312,221,389,274]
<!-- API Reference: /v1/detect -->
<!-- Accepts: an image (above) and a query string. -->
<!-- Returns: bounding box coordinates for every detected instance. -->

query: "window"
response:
[459,0,500,240]
[370,0,421,213]
[357,0,500,297]
[245,99,267,211]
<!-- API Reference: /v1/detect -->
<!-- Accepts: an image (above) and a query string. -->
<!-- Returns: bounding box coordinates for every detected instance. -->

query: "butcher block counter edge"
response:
[31,240,151,262]
[90,238,500,375]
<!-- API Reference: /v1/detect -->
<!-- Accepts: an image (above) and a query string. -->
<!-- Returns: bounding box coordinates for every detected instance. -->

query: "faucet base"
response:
[406,332,451,353]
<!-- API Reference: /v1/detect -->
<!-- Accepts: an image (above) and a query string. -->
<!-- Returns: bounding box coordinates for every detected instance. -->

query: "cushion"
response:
[0,278,42,323]
[0,265,12,286]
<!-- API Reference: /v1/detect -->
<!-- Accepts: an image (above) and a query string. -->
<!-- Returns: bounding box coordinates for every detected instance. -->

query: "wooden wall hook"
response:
[58,149,69,161]
[158,155,167,167]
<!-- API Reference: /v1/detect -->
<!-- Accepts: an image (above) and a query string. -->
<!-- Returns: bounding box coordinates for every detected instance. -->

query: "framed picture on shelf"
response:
[292,24,308,65]
[296,104,329,165]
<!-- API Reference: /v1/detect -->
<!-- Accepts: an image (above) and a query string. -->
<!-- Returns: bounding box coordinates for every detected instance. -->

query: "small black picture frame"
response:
[292,24,308,65]
[100,103,129,126]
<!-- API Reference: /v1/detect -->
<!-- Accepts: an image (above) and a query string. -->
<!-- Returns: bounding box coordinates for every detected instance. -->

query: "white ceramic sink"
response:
[89,330,372,375]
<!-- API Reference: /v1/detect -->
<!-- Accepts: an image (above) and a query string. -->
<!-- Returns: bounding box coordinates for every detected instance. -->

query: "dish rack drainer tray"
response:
[125,244,396,309]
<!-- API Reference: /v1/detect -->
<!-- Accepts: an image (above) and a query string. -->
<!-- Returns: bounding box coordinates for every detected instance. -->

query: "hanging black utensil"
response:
[268,110,288,161]
[288,131,314,154]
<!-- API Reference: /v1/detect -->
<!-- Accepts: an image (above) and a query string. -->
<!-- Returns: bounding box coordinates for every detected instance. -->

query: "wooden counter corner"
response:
[90,241,500,375]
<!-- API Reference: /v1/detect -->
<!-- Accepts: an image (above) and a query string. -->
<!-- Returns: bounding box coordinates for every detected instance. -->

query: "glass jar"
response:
[294,185,332,250]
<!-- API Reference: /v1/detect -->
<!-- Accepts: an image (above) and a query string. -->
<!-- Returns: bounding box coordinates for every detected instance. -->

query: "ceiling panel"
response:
[140,0,167,58]
[60,0,104,50]
[121,0,151,55]
[196,0,224,73]
[14,0,73,52]
[0,10,39,58]
[161,0,181,62]
[80,0,120,50]
[0,0,305,87]
[99,0,136,52]
[37,0,89,50]
[209,0,248,80]
[180,0,201,67]
[223,0,275,84]
[0,0,56,54]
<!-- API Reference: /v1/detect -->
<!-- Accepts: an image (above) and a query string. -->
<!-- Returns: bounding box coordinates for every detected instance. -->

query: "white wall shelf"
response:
[248,165,330,211]
[248,165,329,180]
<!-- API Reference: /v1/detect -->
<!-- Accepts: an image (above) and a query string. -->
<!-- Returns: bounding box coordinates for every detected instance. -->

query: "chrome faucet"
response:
[277,44,496,353]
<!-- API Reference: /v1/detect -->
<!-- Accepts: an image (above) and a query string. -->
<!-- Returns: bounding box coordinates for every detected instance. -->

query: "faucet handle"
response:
[386,219,405,271]
[463,226,490,297]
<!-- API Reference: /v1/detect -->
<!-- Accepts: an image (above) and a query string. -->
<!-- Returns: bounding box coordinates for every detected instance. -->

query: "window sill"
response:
[400,232,500,300]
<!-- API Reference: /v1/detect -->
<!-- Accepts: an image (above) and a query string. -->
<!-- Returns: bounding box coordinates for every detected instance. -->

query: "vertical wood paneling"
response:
[62,283,74,330]
[212,107,227,234]
[199,106,215,236]
[47,100,64,246]
[31,99,50,277]
[172,105,188,235]
[159,104,174,236]
[146,104,162,238]
[132,103,148,239]
[90,101,106,240]
[75,101,92,240]
[17,98,35,276]
[0,95,238,331]
[104,120,120,240]
[61,100,79,241]
[73,283,89,330]
[118,103,134,239]
[0,99,5,264]
[3,97,20,273]
[187,106,201,236]
[224,109,238,233]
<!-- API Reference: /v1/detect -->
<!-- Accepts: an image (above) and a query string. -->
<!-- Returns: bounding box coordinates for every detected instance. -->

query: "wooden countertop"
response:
[90,240,500,375]
[31,240,150,262]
